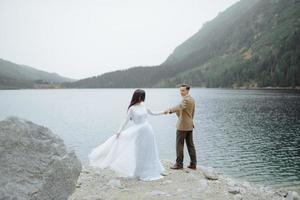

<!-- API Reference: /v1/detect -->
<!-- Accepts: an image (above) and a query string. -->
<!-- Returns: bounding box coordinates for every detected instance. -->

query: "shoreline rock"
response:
[0,116,82,200]
[69,160,298,200]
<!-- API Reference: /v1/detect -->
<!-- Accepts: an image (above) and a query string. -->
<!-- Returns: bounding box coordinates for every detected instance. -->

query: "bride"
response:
[88,89,167,181]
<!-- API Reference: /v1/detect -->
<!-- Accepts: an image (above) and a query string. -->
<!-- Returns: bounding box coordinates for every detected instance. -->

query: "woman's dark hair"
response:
[128,89,146,110]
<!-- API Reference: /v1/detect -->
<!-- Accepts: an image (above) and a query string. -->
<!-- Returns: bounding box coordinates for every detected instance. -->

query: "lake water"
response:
[0,88,299,191]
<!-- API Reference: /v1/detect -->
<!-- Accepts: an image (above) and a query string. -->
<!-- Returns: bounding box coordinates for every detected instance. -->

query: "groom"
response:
[164,84,197,170]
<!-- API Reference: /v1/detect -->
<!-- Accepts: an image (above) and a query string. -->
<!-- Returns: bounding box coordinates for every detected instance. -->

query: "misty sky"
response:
[0,0,239,79]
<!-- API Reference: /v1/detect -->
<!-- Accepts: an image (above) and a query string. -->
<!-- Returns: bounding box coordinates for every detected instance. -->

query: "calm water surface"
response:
[0,88,299,190]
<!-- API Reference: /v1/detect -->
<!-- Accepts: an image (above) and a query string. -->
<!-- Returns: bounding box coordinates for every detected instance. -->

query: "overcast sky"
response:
[0,0,239,79]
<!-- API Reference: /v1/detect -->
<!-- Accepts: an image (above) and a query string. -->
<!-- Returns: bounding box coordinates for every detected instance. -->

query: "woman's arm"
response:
[116,108,133,137]
[147,107,166,116]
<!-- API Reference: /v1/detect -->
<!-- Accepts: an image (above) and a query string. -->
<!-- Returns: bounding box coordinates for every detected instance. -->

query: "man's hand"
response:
[164,109,171,114]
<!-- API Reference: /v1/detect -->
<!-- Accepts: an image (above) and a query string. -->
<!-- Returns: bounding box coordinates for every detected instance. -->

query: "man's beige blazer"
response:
[169,94,195,131]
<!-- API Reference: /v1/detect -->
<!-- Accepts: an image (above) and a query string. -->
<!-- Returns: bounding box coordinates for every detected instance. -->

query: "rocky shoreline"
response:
[1,116,299,200]
[69,160,299,200]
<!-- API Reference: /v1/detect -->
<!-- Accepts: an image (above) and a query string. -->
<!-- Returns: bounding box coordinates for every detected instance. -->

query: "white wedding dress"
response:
[88,102,166,181]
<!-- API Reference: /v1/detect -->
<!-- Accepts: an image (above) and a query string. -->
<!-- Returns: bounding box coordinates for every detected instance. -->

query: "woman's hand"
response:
[163,109,171,114]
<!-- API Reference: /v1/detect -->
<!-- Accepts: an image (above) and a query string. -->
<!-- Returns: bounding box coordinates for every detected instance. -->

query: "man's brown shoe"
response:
[187,165,196,170]
[170,164,183,170]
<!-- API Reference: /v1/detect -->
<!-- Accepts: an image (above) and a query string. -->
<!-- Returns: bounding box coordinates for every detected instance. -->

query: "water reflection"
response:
[0,88,299,190]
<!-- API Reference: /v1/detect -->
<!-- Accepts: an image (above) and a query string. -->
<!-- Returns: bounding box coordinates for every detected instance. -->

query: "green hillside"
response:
[66,0,300,88]
[0,59,75,89]
[158,0,300,88]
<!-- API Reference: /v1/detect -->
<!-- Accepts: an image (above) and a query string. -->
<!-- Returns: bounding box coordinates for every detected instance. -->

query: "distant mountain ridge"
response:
[64,0,300,89]
[0,58,75,89]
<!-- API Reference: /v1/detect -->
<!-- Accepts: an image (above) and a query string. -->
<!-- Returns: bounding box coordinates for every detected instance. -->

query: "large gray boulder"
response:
[0,116,82,200]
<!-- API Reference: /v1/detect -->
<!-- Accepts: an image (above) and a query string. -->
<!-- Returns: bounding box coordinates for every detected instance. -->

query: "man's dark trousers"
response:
[176,130,197,167]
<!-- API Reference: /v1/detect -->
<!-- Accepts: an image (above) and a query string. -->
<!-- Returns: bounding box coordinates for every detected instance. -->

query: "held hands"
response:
[163,109,171,115]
